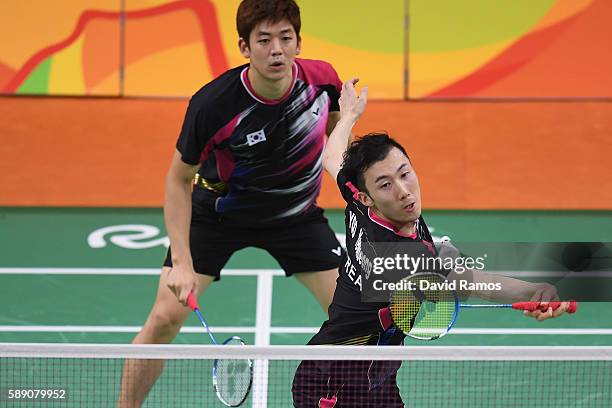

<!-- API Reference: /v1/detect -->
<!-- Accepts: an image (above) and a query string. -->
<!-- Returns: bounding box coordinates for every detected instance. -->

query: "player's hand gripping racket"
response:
[390,272,577,340]
[187,293,253,407]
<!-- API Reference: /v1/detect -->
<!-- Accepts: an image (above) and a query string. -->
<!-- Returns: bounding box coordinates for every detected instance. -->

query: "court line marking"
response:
[1,326,611,335]
[0,326,255,333]
[252,272,273,406]
[255,273,274,345]
[0,268,285,276]
[0,268,610,277]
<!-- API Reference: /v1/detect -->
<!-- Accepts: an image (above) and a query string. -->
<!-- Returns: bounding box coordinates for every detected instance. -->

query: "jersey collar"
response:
[240,62,298,105]
[367,208,418,239]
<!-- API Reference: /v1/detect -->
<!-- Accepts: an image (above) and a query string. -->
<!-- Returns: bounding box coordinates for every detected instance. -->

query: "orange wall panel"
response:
[1,97,610,209]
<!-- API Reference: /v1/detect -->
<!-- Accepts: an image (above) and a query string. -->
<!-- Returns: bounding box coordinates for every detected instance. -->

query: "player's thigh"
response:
[293,268,338,309]
[294,268,339,290]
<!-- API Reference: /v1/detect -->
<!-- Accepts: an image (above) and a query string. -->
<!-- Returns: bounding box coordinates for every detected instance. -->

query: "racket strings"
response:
[214,359,251,404]
[390,273,457,340]
[213,337,253,407]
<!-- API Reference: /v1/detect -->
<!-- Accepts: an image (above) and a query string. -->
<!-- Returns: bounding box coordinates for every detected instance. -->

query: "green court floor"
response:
[1,207,611,407]
[1,207,611,347]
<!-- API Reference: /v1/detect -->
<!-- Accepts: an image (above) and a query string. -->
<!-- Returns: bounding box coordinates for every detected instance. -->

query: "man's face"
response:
[239,19,300,82]
[361,147,422,226]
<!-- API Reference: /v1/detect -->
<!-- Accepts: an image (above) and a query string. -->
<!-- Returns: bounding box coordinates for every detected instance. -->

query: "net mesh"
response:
[1,343,611,407]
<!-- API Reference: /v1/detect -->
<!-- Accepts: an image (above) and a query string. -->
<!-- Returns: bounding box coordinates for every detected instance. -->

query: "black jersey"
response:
[176,58,342,226]
[309,170,436,345]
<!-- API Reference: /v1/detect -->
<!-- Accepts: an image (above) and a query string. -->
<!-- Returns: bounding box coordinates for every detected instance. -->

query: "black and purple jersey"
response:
[176,58,342,226]
[309,170,436,345]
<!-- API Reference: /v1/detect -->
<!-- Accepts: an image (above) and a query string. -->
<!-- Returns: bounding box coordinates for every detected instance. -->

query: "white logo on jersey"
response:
[332,246,342,256]
[349,211,358,238]
[246,129,266,146]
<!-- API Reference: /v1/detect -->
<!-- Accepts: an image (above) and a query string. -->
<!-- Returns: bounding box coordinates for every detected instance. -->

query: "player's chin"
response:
[400,206,421,221]
[261,70,288,82]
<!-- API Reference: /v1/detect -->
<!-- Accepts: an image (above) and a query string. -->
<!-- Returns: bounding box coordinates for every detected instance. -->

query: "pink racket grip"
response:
[512,301,577,314]
[186,293,199,311]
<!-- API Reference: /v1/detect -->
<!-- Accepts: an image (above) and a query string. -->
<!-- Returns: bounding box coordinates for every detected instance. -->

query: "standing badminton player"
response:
[118,1,345,406]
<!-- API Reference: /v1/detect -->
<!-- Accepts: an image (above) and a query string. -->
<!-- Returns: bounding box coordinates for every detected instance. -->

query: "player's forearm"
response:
[163,176,194,266]
[322,117,357,179]
[467,270,547,303]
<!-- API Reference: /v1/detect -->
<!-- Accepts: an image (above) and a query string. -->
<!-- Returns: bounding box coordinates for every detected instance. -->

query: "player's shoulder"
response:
[296,58,341,86]
[188,64,248,110]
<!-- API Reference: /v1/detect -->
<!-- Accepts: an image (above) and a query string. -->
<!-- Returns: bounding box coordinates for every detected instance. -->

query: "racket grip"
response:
[186,293,199,311]
[512,301,577,314]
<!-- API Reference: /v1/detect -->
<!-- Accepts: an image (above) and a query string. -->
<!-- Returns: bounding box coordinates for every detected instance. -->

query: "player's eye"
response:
[401,171,411,178]
[380,182,391,190]
[282,36,292,41]
[258,39,270,44]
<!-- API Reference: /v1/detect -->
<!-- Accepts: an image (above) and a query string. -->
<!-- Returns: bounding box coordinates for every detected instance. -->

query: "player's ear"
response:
[296,35,301,55]
[239,38,250,58]
[358,191,374,207]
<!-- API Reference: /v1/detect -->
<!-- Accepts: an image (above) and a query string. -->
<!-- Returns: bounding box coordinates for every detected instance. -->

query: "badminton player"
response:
[292,78,572,407]
[118,1,345,406]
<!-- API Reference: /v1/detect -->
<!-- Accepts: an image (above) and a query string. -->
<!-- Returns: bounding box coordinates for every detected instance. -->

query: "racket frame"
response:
[187,294,253,407]
[212,336,254,407]
[391,272,460,341]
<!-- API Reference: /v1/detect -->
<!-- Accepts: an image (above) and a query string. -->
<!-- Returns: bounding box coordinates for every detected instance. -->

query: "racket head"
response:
[212,336,253,407]
[390,272,459,340]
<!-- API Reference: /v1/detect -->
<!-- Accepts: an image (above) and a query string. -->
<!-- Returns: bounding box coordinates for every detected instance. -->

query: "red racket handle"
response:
[512,301,577,314]
[186,293,199,311]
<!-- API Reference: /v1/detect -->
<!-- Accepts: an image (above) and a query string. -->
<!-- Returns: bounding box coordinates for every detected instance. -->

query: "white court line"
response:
[499,271,612,278]
[270,327,612,335]
[1,268,611,277]
[252,270,273,407]
[447,328,612,335]
[0,268,285,276]
[255,273,274,346]
[0,326,255,333]
[1,326,611,335]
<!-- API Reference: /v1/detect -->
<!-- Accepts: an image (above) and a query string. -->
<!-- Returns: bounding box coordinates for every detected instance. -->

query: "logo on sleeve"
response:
[246,129,267,146]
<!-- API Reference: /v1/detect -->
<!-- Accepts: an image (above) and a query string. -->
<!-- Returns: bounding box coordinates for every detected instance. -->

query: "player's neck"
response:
[247,66,293,101]
[397,221,417,236]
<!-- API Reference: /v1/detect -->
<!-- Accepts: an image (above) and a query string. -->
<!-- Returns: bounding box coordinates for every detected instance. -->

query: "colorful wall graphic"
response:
[0,0,610,98]
[412,0,612,98]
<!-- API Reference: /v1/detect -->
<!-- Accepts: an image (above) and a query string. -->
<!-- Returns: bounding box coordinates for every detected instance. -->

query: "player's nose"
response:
[270,38,282,54]
[397,182,412,200]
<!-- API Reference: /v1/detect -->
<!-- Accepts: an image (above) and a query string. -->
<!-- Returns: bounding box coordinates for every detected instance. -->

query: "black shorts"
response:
[292,359,404,407]
[163,196,342,280]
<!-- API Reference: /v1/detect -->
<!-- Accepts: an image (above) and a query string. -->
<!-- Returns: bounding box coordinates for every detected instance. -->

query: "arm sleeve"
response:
[175,97,211,165]
[326,64,342,112]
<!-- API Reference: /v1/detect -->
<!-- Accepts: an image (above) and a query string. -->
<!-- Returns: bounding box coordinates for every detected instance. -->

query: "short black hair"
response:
[341,132,410,192]
[236,0,301,44]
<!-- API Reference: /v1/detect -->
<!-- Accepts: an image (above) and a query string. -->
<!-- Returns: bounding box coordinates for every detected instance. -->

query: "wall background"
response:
[1,0,610,209]
[2,0,610,98]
